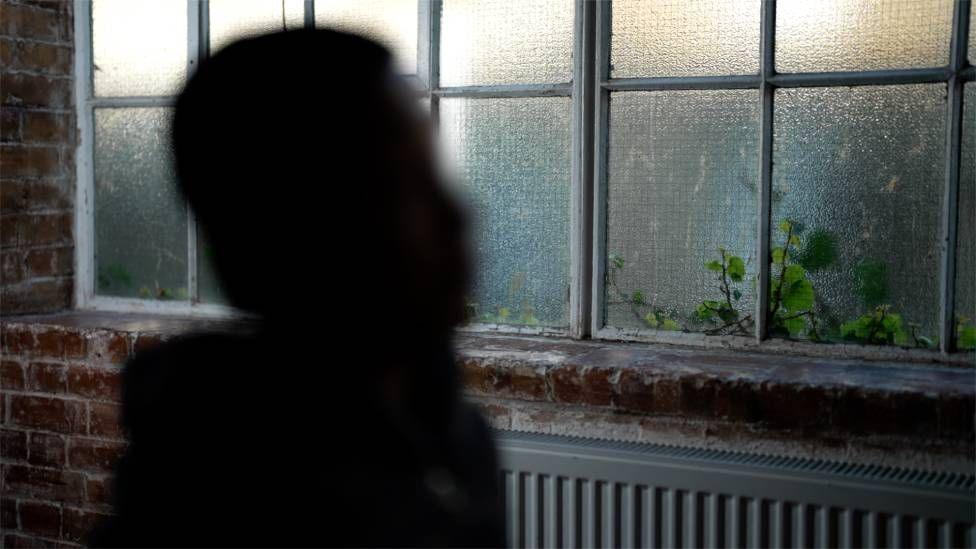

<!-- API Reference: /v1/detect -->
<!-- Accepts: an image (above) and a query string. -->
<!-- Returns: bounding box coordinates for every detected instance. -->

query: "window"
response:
[76,0,975,357]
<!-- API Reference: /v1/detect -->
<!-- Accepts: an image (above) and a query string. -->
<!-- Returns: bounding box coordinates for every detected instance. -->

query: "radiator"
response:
[495,431,975,549]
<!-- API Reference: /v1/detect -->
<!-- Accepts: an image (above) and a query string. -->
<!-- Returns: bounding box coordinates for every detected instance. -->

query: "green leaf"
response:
[789,235,801,247]
[610,254,625,270]
[958,326,976,350]
[644,312,659,328]
[915,335,935,349]
[717,305,739,323]
[881,312,903,334]
[497,307,511,320]
[782,264,807,286]
[783,315,806,335]
[855,259,888,307]
[797,229,837,271]
[782,279,814,311]
[705,260,723,273]
[661,318,682,331]
[732,289,742,301]
[631,290,646,305]
[696,303,715,320]
[778,219,792,233]
[771,247,785,265]
[727,256,746,281]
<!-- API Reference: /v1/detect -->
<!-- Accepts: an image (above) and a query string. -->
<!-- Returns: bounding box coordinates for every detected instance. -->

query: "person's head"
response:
[173,30,469,340]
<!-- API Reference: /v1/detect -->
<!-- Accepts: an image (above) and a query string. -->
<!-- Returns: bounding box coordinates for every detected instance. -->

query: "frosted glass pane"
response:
[92,0,186,97]
[198,231,228,305]
[605,90,759,335]
[610,0,760,78]
[776,0,953,72]
[315,0,417,74]
[956,84,976,351]
[440,0,573,86]
[772,85,945,346]
[440,98,571,327]
[210,0,302,54]
[95,108,187,300]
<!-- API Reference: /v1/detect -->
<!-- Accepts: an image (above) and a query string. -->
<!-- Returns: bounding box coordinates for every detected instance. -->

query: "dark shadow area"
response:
[89,29,504,548]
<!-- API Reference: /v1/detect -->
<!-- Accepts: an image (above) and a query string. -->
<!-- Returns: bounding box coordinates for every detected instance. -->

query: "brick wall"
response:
[0,322,150,547]
[1,0,76,315]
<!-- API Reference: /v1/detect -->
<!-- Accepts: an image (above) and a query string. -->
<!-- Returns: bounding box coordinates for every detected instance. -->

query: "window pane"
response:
[92,0,186,97]
[775,0,953,73]
[209,0,303,54]
[440,97,571,327]
[440,0,573,86]
[198,231,228,305]
[610,0,760,78]
[957,83,976,351]
[771,85,945,346]
[315,0,417,75]
[605,90,759,335]
[95,108,187,300]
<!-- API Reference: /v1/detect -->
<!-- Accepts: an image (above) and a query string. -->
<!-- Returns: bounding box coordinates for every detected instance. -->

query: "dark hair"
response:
[173,29,469,341]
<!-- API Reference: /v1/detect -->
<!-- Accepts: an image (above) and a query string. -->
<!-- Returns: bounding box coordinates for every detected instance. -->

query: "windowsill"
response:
[2,310,973,461]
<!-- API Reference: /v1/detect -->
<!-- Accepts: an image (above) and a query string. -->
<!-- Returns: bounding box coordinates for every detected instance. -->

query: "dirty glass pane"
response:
[956,84,976,352]
[209,0,302,54]
[94,108,188,300]
[92,0,186,97]
[605,90,759,335]
[197,231,228,305]
[440,97,571,327]
[315,0,417,75]
[775,0,953,73]
[771,85,945,347]
[440,0,573,86]
[610,0,760,78]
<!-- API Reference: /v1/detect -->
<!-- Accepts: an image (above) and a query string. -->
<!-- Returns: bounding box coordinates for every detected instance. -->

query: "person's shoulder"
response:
[120,332,258,430]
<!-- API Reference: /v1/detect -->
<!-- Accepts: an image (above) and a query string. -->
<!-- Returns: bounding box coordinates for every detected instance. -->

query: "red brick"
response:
[2,323,34,354]
[132,333,165,354]
[66,365,121,402]
[3,464,85,503]
[27,361,67,393]
[2,428,28,460]
[24,179,72,210]
[87,331,130,365]
[0,2,66,42]
[1,105,22,142]
[2,497,17,531]
[67,437,124,473]
[61,331,85,359]
[63,507,108,544]
[549,366,613,407]
[651,378,682,414]
[1,73,72,108]
[9,395,86,434]
[0,39,72,76]
[460,361,490,393]
[614,368,654,413]
[33,326,66,358]
[23,213,72,246]
[2,359,26,389]
[509,365,547,400]
[18,500,61,538]
[26,246,72,277]
[85,475,111,507]
[28,432,65,467]
[88,402,122,439]
[1,249,26,283]
[1,214,21,247]
[0,145,62,178]
[1,277,72,315]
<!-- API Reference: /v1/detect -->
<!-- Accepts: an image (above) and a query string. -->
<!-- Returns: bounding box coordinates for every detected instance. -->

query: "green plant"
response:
[465,271,542,326]
[695,248,752,335]
[956,316,976,351]
[607,253,683,331]
[768,220,821,339]
[97,263,132,291]
[839,305,910,346]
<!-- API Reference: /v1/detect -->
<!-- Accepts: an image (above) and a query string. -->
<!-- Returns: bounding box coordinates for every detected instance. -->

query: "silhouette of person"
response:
[88,29,505,548]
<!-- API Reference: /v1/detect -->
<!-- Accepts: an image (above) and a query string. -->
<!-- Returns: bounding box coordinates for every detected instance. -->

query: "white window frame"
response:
[74,0,975,358]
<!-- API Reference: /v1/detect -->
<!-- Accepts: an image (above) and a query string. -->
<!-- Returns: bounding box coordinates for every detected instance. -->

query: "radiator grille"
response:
[496,431,975,549]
